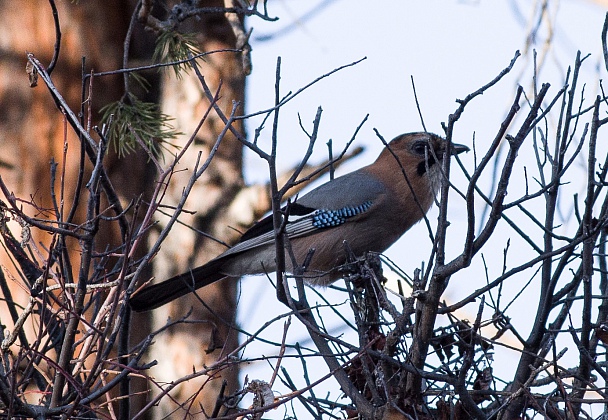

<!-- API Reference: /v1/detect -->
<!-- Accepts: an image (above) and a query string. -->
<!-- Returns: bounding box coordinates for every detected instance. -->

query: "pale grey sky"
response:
[236,1,608,417]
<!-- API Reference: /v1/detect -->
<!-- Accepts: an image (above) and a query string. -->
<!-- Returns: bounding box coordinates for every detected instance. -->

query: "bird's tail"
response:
[129,261,227,312]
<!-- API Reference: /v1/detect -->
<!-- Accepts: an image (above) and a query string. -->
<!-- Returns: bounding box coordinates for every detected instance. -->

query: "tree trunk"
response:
[146,2,248,417]
[0,1,150,416]
[0,2,251,417]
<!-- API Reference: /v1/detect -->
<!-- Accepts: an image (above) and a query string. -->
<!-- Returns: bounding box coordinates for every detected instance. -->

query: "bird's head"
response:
[371,132,469,198]
[383,132,469,174]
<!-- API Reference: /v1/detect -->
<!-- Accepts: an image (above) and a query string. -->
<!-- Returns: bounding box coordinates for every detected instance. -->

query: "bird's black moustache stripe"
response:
[417,155,437,176]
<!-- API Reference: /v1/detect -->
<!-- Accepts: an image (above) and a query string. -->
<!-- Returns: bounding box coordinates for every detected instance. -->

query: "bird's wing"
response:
[219,170,385,259]
[294,170,385,210]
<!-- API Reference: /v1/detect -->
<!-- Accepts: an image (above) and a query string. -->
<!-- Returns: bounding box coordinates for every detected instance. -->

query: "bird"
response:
[129,132,469,312]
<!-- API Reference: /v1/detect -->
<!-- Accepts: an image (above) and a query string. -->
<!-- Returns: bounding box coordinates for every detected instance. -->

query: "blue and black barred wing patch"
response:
[283,200,373,237]
[311,201,372,228]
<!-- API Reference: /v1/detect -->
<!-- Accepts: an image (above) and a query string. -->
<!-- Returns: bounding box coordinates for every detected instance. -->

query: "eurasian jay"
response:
[129,132,468,312]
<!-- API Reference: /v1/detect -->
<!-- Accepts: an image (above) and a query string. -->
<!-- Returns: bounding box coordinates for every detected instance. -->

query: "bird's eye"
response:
[411,141,428,156]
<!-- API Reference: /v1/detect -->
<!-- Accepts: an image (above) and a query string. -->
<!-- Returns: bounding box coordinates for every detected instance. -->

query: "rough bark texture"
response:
[0,1,152,415]
[146,3,248,417]
[0,2,128,330]
[0,0,137,227]
[1,1,250,417]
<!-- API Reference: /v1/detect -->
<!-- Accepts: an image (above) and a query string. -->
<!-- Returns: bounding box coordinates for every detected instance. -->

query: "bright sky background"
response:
[234,1,608,417]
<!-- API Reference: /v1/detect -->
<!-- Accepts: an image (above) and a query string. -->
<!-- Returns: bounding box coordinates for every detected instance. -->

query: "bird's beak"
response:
[450,143,470,155]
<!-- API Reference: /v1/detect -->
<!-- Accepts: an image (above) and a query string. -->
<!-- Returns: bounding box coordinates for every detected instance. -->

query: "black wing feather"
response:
[238,202,316,243]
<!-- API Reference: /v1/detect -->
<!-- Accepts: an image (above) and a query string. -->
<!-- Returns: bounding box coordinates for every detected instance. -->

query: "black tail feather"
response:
[129,261,227,312]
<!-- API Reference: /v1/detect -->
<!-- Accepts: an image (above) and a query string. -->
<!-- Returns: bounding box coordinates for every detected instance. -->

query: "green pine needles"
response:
[100,31,202,157]
[100,92,180,157]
